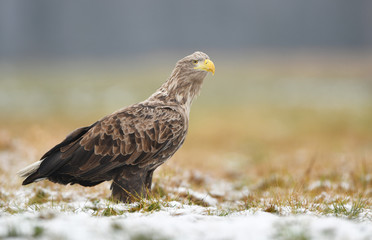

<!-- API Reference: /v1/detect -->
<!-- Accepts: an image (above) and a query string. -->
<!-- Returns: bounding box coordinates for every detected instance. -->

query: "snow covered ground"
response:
[0,137,371,240]
[1,206,372,240]
[1,181,371,240]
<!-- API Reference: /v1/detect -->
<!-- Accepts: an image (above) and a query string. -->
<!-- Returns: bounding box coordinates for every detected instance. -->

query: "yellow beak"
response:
[194,59,215,75]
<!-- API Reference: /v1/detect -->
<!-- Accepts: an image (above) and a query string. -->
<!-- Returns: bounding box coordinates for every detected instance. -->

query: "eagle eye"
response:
[192,60,198,64]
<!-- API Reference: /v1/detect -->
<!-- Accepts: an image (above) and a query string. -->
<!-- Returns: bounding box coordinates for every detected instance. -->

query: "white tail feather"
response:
[17,160,42,178]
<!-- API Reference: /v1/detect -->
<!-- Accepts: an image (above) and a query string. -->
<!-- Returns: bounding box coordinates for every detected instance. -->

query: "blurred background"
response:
[1,0,372,181]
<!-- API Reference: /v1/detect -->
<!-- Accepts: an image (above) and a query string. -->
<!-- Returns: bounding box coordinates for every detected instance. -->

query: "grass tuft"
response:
[6,225,20,238]
[128,197,163,213]
[33,226,44,238]
[323,199,367,219]
[101,206,122,216]
[272,220,311,240]
[264,205,280,214]
[28,189,50,205]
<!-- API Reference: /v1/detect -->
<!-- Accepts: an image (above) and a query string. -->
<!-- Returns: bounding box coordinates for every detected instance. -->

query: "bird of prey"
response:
[18,51,215,202]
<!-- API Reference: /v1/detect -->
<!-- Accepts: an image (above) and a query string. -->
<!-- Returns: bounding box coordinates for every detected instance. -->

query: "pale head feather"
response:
[147,51,211,111]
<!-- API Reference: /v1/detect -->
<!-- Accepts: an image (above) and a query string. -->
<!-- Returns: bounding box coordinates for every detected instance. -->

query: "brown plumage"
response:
[18,51,215,202]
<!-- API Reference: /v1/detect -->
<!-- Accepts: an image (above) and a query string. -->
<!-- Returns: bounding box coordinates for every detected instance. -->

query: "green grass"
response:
[272,220,311,240]
[28,189,50,205]
[323,199,367,219]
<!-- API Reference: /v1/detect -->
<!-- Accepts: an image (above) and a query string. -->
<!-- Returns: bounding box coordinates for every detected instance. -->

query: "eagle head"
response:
[176,51,215,77]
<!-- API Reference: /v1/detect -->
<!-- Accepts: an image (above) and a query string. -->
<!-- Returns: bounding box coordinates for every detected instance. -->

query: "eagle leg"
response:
[110,168,153,203]
[145,169,154,189]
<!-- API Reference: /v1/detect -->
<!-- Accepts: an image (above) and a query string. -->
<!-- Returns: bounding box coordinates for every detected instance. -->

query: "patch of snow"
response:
[174,187,218,206]
[307,180,332,191]
[0,211,371,240]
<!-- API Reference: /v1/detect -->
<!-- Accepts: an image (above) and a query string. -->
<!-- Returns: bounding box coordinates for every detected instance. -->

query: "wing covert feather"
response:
[64,105,186,176]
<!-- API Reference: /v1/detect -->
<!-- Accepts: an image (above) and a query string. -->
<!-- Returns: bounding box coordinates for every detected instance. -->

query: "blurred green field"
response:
[0,52,371,215]
[1,51,372,119]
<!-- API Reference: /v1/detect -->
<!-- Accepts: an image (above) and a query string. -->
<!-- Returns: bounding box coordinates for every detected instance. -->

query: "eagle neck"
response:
[148,71,205,114]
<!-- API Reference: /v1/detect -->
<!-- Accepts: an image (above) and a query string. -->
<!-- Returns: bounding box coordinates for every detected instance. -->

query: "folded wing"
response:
[22,104,186,186]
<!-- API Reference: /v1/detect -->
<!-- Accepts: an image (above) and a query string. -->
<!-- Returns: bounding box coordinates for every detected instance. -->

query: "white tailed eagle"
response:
[18,51,215,202]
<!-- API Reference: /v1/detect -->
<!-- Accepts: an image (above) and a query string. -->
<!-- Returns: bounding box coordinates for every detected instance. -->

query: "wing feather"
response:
[60,104,186,178]
[23,104,187,186]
